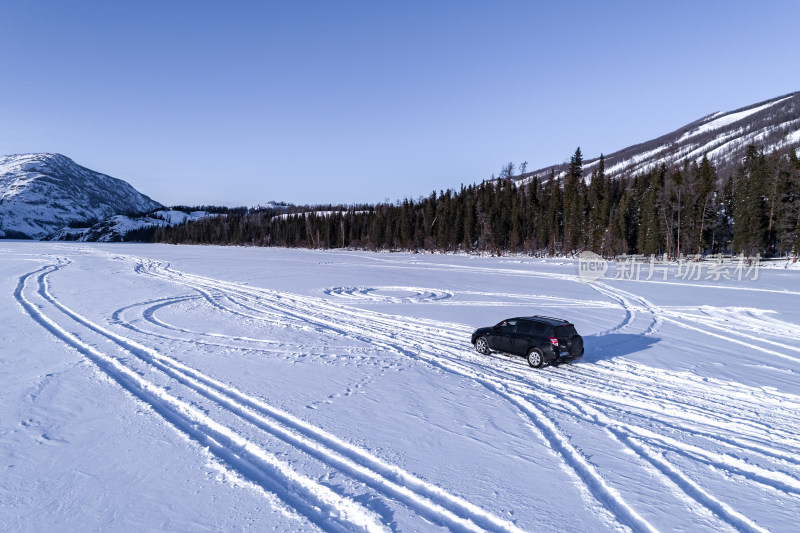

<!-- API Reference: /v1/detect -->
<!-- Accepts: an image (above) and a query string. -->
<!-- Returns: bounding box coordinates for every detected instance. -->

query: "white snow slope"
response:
[2,243,799,532]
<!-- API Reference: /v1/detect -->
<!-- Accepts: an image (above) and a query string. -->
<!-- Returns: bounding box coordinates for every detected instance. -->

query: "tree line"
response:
[139,145,800,258]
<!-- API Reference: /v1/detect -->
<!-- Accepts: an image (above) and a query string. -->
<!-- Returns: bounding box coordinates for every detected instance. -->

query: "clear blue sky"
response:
[1,1,798,207]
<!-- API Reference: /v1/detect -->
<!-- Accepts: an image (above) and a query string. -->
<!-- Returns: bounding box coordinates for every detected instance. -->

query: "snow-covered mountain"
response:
[520,91,800,183]
[0,153,162,239]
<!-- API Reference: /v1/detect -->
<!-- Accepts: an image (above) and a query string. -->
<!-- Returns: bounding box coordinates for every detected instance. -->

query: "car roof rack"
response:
[529,315,569,323]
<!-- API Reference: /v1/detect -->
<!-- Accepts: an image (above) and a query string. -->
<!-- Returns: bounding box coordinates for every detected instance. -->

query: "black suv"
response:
[471,316,584,368]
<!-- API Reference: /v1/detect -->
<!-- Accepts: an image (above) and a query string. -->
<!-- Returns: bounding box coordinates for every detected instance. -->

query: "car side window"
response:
[516,320,534,335]
[497,319,517,331]
[532,322,549,336]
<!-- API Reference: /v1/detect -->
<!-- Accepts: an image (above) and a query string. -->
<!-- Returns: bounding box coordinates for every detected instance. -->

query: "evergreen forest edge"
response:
[124,144,800,259]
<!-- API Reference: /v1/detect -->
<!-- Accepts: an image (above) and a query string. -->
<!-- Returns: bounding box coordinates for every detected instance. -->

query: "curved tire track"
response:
[21,261,526,533]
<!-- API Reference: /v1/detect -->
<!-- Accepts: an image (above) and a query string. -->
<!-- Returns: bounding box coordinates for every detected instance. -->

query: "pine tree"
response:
[562,147,582,252]
[695,155,717,255]
[463,189,477,250]
[773,149,800,256]
[587,154,606,251]
[545,170,563,254]
[733,146,769,255]
[636,168,663,256]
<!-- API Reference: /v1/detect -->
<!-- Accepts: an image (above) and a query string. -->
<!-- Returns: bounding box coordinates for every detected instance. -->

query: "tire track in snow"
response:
[483,346,796,530]
[687,307,800,343]
[92,251,800,532]
[544,370,800,462]
[658,304,800,359]
[489,371,798,531]
[575,393,800,468]
[324,286,617,309]
[165,259,800,427]
[24,262,526,533]
[482,388,659,533]
[590,282,662,337]
[662,316,800,364]
[139,258,800,531]
[622,424,800,496]
[440,359,796,532]
[111,295,314,353]
[15,265,385,533]
[592,281,800,364]
[134,259,664,533]
[171,262,800,456]
[324,286,454,303]
[555,396,771,533]
[526,364,800,451]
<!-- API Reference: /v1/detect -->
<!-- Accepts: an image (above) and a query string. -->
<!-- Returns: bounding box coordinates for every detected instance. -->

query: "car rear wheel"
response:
[527,348,544,368]
[475,337,490,355]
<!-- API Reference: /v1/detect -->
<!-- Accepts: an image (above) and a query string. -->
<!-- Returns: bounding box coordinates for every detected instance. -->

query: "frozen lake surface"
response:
[2,242,799,532]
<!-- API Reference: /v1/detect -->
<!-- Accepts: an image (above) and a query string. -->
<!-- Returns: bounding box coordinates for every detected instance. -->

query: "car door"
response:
[532,321,550,348]
[508,319,533,355]
[489,319,517,352]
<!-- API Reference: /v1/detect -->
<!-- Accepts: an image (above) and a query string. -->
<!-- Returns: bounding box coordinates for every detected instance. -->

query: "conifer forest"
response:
[145,145,800,259]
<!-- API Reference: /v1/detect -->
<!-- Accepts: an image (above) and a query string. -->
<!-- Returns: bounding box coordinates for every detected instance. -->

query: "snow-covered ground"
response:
[2,243,799,532]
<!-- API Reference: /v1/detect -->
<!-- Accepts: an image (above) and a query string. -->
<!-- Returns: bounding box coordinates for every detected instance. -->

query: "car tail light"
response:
[549,337,559,346]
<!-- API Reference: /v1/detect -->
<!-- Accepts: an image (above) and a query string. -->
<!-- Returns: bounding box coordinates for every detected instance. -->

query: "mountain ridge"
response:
[0,153,162,239]
[516,91,800,184]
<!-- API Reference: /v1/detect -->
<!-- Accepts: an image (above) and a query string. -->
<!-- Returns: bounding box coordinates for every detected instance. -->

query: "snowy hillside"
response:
[47,210,213,242]
[522,91,800,182]
[3,243,799,531]
[0,153,162,239]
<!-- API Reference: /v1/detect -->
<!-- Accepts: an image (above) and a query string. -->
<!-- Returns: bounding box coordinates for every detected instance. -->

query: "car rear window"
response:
[554,325,577,338]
